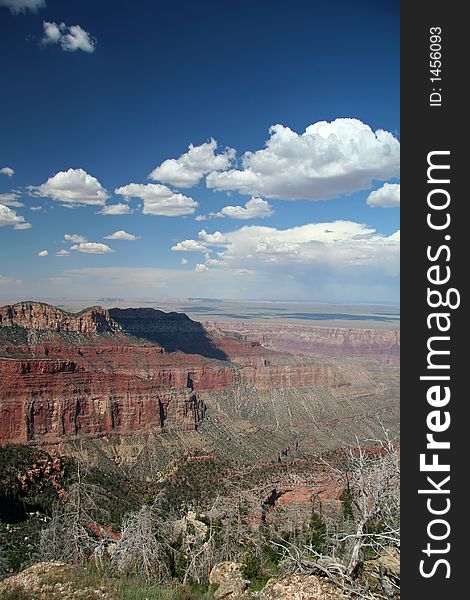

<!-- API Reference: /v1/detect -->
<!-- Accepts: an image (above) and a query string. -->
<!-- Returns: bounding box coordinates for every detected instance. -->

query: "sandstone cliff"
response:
[0,302,351,446]
[206,321,400,364]
[0,302,117,334]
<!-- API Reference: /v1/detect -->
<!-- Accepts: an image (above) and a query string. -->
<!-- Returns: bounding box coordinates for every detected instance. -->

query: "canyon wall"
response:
[205,321,400,364]
[0,302,117,334]
[0,302,351,446]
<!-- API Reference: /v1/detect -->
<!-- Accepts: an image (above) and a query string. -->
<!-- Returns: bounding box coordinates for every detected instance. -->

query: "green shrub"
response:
[309,511,326,553]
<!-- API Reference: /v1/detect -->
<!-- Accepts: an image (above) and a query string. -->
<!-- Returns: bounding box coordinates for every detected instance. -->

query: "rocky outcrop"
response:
[0,302,118,334]
[360,548,400,598]
[209,562,251,599]
[207,564,346,599]
[253,574,345,599]
[0,562,114,599]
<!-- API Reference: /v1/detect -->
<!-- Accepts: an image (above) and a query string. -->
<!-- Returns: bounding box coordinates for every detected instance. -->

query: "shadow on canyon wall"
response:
[109,308,228,360]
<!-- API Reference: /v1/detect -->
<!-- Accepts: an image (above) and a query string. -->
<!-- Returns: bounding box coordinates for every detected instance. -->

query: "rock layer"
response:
[206,321,400,364]
[0,302,347,445]
[0,302,117,334]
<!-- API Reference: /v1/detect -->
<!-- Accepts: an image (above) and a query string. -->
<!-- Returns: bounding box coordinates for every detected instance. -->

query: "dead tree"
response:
[39,463,109,565]
[330,429,400,576]
[110,504,171,582]
[269,425,400,598]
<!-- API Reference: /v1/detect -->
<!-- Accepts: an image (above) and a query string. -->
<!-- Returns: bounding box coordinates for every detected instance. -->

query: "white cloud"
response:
[195,197,273,221]
[206,119,400,201]
[38,250,48,257]
[14,222,31,230]
[29,205,43,211]
[0,0,44,13]
[149,139,235,188]
[64,233,87,243]
[56,249,70,256]
[220,197,273,220]
[0,167,14,177]
[171,219,399,294]
[98,203,132,216]
[31,168,109,206]
[198,229,229,245]
[367,183,400,208]
[0,193,23,207]
[195,263,209,272]
[180,258,188,265]
[171,239,207,252]
[41,21,96,53]
[41,21,61,43]
[104,230,139,241]
[70,242,113,254]
[0,204,27,228]
[115,183,198,216]
[173,220,400,284]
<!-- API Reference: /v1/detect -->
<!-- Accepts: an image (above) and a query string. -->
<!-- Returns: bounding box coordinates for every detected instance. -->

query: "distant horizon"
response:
[0,296,401,309]
[0,296,400,330]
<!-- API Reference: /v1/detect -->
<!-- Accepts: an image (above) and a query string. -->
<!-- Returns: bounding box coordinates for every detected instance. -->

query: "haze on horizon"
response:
[0,0,400,304]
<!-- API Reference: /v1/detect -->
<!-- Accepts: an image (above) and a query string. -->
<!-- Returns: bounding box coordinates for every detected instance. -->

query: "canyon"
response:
[0,301,400,598]
[0,301,399,462]
[204,320,400,364]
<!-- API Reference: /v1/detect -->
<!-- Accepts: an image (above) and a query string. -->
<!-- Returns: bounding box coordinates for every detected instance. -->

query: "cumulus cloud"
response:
[0,167,14,177]
[220,197,273,220]
[206,119,400,201]
[149,139,235,188]
[41,21,61,43]
[41,21,96,53]
[104,230,139,241]
[0,204,28,228]
[171,239,207,252]
[64,233,87,243]
[70,242,113,254]
[180,258,188,265]
[38,250,48,256]
[367,183,400,208]
[115,183,198,216]
[0,0,44,13]
[98,203,132,216]
[14,222,32,230]
[56,249,70,256]
[198,229,229,245]
[172,220,400,284]
[195,263,209,272]
[31,168,109,206]
[0,193,23,207]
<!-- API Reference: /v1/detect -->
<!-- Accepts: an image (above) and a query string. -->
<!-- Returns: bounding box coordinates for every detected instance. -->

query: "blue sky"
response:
[0,0,400,303]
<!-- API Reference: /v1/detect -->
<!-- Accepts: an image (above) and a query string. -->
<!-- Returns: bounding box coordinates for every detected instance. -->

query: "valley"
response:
[0,301,400,598]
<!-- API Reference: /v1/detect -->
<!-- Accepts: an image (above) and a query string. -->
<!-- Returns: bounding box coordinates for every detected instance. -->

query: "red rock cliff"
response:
[0,302,118,334]
[0,302,345,445]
